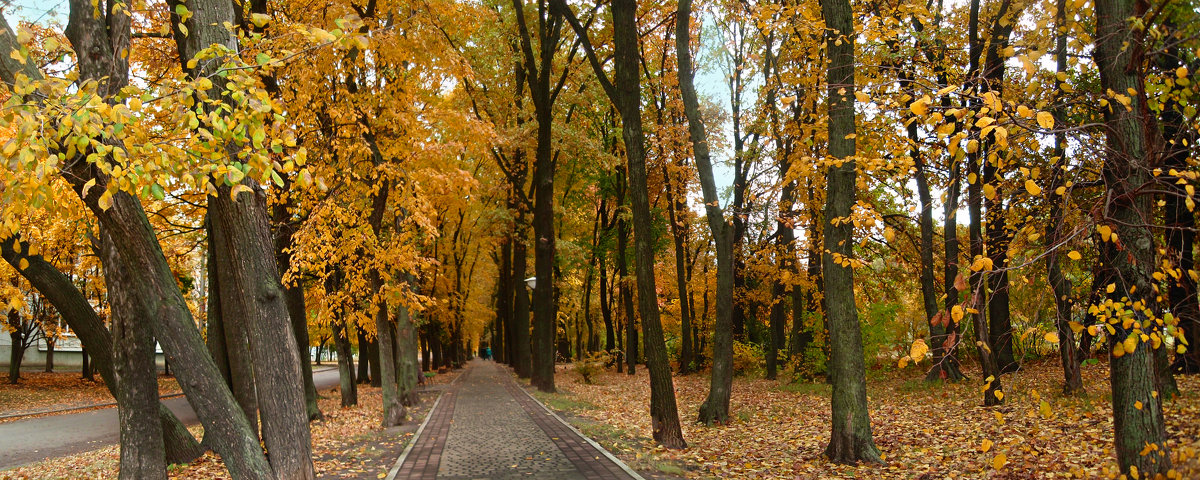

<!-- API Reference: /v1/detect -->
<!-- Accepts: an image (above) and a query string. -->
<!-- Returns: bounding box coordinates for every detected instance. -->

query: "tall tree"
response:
[819,0,883,464]
[1093,0,1172,473]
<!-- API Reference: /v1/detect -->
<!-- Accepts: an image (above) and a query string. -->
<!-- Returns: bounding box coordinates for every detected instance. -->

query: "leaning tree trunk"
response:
[102,231,166,480]
[0,235,203,463]
[819,0,883,463]
[2,6,273,475]
[676,0,735,425]
[609,0,686,448]
[1094,0,1172,474]
[208,215,261,436]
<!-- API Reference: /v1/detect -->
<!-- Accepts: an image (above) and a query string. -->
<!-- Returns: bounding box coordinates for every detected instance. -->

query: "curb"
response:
[0,392,186,421]
[513,379,646,480]
[384,369,465,480]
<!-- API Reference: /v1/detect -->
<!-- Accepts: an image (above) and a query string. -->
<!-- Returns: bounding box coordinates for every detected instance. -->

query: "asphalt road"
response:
[0,367,341,470]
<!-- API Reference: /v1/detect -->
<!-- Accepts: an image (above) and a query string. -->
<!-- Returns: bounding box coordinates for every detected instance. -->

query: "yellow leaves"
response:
[1123,335,1139,354]
[910,95,931,116]
[983,184,996,200]
[230,184,252,201]
[981,438,994,453]
[970,256,994,272]
[951,305,965,323]
[1067,250,1082,261]
[97,190,113,211]
[1025,179,1042,196]
[910,339,928,361]
[883,228,895,242]
[1036,111,1055,129]
[1177,66,1189,79]
[1097,224,1113,242]
[1016,105,1033,118]
[250,13,271,28]
[1044,332,1059,343]
[992,453,1007,470]
[196,77,213,91]
[1135,400,1144,410]
[1039,400,1053,419]
[994,390,1004,401]
[17,258,28,270]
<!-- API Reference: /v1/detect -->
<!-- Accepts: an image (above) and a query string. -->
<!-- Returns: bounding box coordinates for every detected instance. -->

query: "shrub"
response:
[574,351,612,384]
[732,341,764,377]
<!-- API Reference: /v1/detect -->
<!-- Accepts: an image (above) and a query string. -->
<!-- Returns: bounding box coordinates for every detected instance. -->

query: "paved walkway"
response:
[390,360,640,480]
[0,368,341,469]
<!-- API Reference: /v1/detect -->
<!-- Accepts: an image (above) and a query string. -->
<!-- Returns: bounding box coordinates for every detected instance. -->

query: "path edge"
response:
[383,370,465,480]
[511,378,647,480]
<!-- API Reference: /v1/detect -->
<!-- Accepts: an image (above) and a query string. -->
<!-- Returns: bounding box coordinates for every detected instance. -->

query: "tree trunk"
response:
[1094,0,1172,473]
[81,348,92,381]
[965,0,1005,407]
[209,215,261,436]
[356,326,371,385]
[819,0,883,463]
[334,318,358,408]
[674,0,735,425]
[102,231,167,480]
[272,182,322,420]
[178,0,314,474]
[44,340,54,373]
[618,211,637,375]
[512,232,533,378]
[7,9,264,473]
[0,235,203,463]
[606,0,686,448]
[8,327,22,384]
[1046,0,1082,394]
[496,239,513,365]
[397,303,420,406]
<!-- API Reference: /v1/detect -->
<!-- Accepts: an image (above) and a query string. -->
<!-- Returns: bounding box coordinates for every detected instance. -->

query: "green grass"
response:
[532,391,599,412]
[776,380,831,396]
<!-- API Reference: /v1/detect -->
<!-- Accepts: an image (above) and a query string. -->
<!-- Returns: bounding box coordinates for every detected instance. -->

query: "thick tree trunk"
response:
[819,0,883,463]
[374,274,404,427]
[102,231,167,480]
[512,232,533,378]
[496,239,513,365]
[0,235,204,463]
[178,0,314,474]
[1094,0,1172,473]
[6,6,276,475]
[397,304,421,406]
[209,215,261,436]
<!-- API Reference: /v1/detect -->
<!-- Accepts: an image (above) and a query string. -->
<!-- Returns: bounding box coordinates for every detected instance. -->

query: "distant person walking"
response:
[484,347,493,361]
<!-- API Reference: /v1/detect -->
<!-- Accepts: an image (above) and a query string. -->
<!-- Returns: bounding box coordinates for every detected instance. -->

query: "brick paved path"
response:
[390,360,640,480]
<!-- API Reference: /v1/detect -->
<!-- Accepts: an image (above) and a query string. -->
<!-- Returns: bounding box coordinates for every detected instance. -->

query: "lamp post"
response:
[524,277,537,290]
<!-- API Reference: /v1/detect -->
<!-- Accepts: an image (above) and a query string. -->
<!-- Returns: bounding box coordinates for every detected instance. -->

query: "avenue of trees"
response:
[0,0,1195,477]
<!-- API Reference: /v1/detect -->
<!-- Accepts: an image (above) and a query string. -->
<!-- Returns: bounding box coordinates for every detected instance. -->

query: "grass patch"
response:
[776,380,831,396]
[531,390,599,413]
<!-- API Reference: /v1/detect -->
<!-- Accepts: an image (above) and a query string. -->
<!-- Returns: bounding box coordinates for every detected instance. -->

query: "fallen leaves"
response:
[540,359,1200,479]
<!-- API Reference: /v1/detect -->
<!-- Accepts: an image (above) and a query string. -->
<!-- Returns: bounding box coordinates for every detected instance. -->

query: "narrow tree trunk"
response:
[356,326,371,385]
[675,0,735,425]
[512,233,533,378]
[272,183,321,420]
[819,0,883,463]
[1046,0,1082,394]
[608,0,686,447]
[334,319,358,408]
[44,341,54,373]
[209,210,261,435]
[397,304,420,406]
[618,211,637,375]
[8,328,22,384]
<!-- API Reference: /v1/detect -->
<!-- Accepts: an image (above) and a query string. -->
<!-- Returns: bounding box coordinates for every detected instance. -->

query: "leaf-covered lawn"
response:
[542,359,1200,479]
[0,370,459,479]
[0,372,181,421]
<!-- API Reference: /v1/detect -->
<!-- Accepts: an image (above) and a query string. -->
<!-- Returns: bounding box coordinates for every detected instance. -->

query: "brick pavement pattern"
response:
[392,360,638,480]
